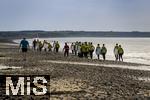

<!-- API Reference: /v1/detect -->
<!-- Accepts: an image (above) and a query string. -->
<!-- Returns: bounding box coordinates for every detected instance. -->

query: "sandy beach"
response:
[0,41,150,100]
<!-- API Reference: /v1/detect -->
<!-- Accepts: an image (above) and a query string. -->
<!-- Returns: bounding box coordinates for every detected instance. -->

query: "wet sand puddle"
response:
[42,60,150,71]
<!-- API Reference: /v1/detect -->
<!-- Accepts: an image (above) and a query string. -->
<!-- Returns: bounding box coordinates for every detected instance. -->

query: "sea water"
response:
[14,37,150,65]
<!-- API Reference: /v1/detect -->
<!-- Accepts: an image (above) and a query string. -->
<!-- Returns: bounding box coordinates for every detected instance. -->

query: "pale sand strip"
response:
[0,64,22,70]
[42,60,150,71]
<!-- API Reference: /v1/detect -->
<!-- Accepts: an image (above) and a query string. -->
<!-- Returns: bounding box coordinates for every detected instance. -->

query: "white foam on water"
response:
[42,60,150,71]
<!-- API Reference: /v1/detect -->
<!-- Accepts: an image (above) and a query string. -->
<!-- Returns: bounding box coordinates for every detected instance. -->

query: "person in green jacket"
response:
[48,42,52,52]
[80,43,84,58]
[118,45,124,61]
[39,41,43,52]
[101,44,107,60]
[55,41,60,53]
[84,42,89,58]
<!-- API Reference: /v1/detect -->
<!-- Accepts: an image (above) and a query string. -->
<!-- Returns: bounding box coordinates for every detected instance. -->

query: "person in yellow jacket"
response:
[83,42,89,58]
[118,45,124,61]
[39,41,43,52]
[55,41,60,53]
[80,43,84,58]
[89,42,95,59]
[48,42,52,52]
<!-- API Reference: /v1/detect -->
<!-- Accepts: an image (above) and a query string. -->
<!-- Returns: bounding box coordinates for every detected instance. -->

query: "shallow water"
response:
[14,37,150,65]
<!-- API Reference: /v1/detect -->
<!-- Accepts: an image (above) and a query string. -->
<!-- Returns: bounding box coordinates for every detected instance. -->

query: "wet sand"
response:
[0,42,150,99]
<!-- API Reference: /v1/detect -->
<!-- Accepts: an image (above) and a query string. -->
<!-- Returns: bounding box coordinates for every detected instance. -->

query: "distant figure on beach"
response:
[55,41,60,53]
[89,42,95,59]
[96,44,101,60]
[101,44,107,60]
[83,42,89,58]
[118,45,124,61]
[77,42,82,57]
[36,39,40,51]
[32,39,37,51]
[114,43,119,61]
[43,40,49,52]
[39,41,43,52]
[80,43,84,58]
[48,42,52,51]
[53,41,56,52]
[63,43,69,57]
[19,38,29,61]
[74,42,78,56]
[71,43,74,54]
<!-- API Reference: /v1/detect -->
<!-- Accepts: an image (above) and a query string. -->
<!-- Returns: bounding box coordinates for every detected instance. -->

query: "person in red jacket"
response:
[63,43,70,57]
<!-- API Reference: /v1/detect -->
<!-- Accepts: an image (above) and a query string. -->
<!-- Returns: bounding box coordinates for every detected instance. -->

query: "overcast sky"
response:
[0,0,150,31]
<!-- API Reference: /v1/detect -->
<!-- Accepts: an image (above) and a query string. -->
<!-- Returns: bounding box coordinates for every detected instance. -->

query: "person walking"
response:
[32,39,37,51]
[48,42,52,52]
[63,43,70,57]
[84,42,89,58]
[55,41,60,53]
[19,38,29,61]
[43,40,48,52]
[89,42,95,59]
[74,42,78,56]
[95,44,101,60]
[79,43,84,58]
[39,41,43,52]
[114,43,119,61]
[77,42,82,57]
[53,41,56,52]
[36,39,40,51]
[101,44,107,60]
[118,45,124,61]
[71,43,74,54]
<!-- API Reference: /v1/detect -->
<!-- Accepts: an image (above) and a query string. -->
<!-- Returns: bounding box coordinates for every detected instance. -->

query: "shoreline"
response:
[13,37,150,66]
[0,42,150,99]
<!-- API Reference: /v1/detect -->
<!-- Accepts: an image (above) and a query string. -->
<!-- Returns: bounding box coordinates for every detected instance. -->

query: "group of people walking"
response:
[32,39,60,53]
[114,44,124,61]
[70,42,95,59]
[19,38,124,61]
[70,42,107,60]
[69,41,124,61]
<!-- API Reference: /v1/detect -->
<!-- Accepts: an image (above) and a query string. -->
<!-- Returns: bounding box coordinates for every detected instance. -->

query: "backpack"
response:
[101,47,107,54]
[56,43,59,48]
